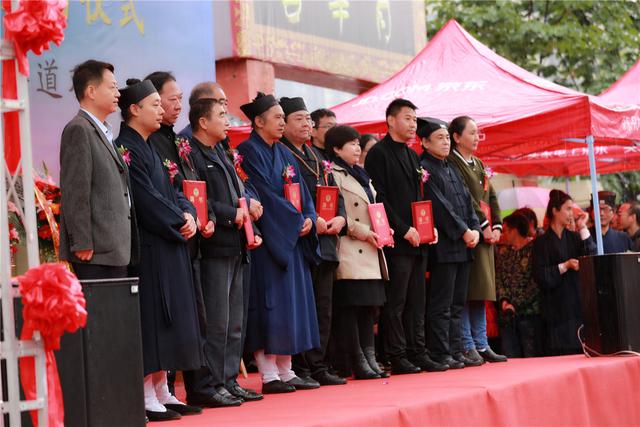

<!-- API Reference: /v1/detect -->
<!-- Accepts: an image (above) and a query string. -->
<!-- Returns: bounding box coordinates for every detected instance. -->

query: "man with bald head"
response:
[179,82,228,137]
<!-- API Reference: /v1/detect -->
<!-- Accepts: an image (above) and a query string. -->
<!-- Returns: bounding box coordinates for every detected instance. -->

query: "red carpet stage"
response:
[170,355,640,427]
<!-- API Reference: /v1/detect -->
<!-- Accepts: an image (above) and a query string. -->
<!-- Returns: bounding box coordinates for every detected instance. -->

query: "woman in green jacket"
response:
[447,116,507,364]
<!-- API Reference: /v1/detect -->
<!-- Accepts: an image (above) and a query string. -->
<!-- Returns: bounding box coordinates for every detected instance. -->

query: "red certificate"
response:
[412,201,435,244]
[480,201,492,228]
[316,186,339,220]
[182,180,207,228]
[284,183,302,212]
[238,197,255,246]
[367,203,394,247]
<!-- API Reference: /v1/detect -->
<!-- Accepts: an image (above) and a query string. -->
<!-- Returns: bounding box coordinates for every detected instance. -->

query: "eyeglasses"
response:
[317,124,336,130]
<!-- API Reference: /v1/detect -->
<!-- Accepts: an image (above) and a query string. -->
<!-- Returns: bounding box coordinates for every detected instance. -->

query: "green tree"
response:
[426,0,640,201]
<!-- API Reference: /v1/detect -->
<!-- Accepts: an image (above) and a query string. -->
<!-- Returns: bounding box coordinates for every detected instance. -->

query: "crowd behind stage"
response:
[58,60,640,422]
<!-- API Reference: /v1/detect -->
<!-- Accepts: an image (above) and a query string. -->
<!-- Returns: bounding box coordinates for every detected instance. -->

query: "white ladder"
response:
[1,0,49,425]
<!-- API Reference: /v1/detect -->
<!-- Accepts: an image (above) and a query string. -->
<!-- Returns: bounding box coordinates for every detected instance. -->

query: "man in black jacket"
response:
[189,98,263,406]
[280,98,348,386]
[364,99,444,374]
[417,117,481,369]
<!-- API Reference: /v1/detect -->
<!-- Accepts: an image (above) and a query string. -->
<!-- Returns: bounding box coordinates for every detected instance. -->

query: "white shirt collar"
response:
[81,108,113,143]
[453,148,475,166]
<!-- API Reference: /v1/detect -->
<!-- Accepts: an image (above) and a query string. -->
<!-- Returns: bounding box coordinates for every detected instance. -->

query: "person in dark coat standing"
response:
[618,201,640,251]
[447,116,507,364]
[589,191,633,253]
[417,117,480,370]
[237,93,321,394]
[533,189,596,355]
[364,99,440,375]
[189,98,265,406]
[144,71,216,404]
[59,60,138,280]
[115,79,203,421]
[280,98,347,387]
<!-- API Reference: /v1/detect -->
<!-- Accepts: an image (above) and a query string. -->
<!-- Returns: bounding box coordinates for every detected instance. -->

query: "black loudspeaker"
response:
[579,253,640,354]
[55,278,146,427]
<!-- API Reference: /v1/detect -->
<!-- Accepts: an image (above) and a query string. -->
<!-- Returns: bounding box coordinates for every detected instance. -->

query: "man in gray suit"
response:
[59,59,137,279]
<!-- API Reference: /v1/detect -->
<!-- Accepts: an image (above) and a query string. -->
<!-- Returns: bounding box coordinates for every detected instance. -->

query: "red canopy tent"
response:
[484,145,640,176]
[330,20,640,161]
[599,59,640,106]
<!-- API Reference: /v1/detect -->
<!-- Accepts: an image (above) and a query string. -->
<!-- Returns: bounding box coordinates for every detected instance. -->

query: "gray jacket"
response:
[59,110,136,266]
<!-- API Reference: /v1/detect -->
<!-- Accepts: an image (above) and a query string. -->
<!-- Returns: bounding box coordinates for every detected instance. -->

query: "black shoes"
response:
[454,352,483,367]
[262,379,296,394]
[363,347,390,378]
[479,348,508,363]
[434,355,465,370]
[313,370,348,385]
[186,391,242,408]
[286,376,321,390]
[145,409,181,422]
[390,358,421,375]
[163,403,202,416]
[353,352,381,379]
[410,354,449,372]
[463,348,486,365]
[227,383,264,401]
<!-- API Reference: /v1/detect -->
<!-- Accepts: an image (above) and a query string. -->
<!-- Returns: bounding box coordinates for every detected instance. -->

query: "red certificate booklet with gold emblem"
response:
[480,201,492,228]
[412,201,435,244]
[316,186,339,220]
[284,183,302,212]
[367,203,394,247]
[182,180,207,228]
[238,197,255,246]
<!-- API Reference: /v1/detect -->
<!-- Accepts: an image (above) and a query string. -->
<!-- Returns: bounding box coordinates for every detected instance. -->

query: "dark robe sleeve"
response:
[488,182,502,228]
[127,145,187,243]
[533,233,568,290]
[365,148,411,238]
[238,141,304,268]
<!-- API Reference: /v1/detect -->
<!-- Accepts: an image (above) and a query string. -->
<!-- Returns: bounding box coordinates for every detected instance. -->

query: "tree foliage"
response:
[426,0,640,201]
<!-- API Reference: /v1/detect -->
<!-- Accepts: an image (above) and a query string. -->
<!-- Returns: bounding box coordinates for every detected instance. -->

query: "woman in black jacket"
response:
[417,117,481,369]
[533,189,596,355]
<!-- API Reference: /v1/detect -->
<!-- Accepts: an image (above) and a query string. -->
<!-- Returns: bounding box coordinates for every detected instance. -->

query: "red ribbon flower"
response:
[18,263,87,427]
[118,145,131,166]
[283,164,296,185]
[233,149,249,182]
[163,159,179,184]
[3,0,68,76]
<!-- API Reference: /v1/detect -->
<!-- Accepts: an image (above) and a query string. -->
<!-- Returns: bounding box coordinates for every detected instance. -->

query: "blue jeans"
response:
[461,301,488,351]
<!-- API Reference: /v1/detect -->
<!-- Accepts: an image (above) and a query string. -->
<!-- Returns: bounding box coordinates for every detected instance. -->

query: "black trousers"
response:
[293,261,337,377]
[380,254,428,361]
[427,261,470,359]
[500,315,542,358]
[71,263,128,280]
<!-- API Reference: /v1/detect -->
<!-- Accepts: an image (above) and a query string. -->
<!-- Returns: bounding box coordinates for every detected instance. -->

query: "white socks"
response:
[144,374,166,412]
[254,350,296,383]
[153,371,183,405]
[276,355,296,382]
[144,371,184,411]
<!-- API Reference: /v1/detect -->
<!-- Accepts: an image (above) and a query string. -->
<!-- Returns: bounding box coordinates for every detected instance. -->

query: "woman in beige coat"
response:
[326,125,389,380]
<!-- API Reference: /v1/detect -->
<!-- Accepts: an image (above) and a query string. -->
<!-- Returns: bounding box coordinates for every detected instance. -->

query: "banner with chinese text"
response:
[27,1,215,180]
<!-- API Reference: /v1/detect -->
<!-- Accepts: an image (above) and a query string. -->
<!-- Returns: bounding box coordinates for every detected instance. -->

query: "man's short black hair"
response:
[72,59,114,102]
[144,71,176,93]
[189,98,222,132]
[310,108,336,129]
[385,98,418,119]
